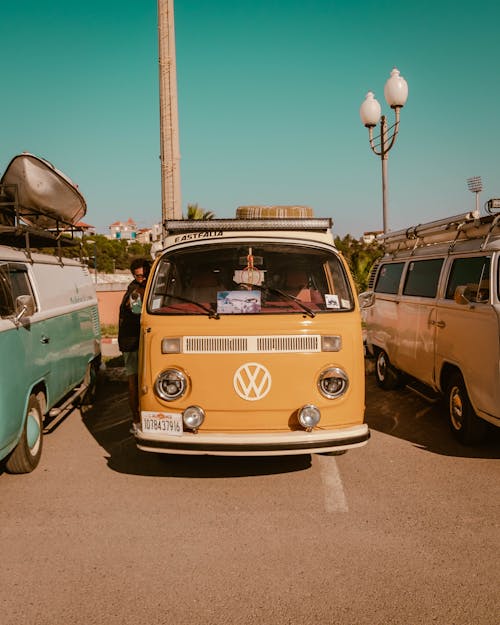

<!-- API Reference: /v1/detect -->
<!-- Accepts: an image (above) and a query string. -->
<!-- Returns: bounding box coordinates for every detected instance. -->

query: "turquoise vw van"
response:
[0,153,101,473]
[0,244,101,473]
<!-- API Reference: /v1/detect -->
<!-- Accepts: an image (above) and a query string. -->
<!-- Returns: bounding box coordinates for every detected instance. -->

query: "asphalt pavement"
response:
[1,360,498,625]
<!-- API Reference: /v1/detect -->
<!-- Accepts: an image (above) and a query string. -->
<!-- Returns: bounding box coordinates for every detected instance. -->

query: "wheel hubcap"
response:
[450,386,463,430]
[377,354,387,381]
[26,409,42,456]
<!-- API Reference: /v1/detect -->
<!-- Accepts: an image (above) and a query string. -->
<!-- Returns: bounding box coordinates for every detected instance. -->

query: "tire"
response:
[446,372,487,445]
[375,349,402,390]
[80,359,99,412]
[5,394,44,474]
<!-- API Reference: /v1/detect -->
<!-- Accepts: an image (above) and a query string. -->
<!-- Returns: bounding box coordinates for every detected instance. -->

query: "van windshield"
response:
[147,242,354,316]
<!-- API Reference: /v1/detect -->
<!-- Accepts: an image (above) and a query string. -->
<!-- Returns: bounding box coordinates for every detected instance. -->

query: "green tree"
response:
[334,234,383,293]
[33,233,152,272]
[185,203,215,220]
[82,235,151,273]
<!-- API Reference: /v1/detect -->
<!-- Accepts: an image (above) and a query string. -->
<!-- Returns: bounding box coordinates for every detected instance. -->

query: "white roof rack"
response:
[379,211,500,253]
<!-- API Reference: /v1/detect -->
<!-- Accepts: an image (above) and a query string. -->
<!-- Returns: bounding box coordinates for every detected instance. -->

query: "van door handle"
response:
[40,335,50,344]
[430,320,446,328]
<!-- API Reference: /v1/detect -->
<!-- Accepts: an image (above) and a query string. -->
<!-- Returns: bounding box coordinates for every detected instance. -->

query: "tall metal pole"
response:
[158,0,182,227]
[365,108,401,234]
[380,115,388,235]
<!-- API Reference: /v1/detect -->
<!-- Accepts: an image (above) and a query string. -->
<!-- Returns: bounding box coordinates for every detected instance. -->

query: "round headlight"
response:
[183,405,205,431]
[155,369,187,401]
[318,367,349,399]
[298,404,321,429]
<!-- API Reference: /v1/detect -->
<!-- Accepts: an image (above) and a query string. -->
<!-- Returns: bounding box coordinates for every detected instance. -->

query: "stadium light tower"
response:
[467,176,483,217]
[158,0,182,226]
[360,68,409,234]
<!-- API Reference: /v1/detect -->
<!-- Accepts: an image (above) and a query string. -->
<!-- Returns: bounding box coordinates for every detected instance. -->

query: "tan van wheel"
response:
[446,372,487,445]
[375,349,402,390]
[5,394,44,473]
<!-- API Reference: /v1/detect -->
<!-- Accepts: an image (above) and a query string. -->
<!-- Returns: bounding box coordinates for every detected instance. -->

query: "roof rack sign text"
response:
[174,230,224,243]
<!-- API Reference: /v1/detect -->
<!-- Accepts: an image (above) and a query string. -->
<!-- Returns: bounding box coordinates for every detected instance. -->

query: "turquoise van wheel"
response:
[6,394,44,474]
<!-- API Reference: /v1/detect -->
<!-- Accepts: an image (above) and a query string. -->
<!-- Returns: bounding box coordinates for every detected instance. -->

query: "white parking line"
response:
[317,455,348,513]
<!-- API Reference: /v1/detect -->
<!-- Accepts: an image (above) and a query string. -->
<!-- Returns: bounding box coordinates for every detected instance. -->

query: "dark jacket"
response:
[118,280,145,352]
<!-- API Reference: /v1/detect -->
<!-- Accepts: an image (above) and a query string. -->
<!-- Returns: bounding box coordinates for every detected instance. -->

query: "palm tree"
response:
[185,203,215,220]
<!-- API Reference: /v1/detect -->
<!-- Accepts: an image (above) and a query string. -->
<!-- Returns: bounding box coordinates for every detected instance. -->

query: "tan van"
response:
[361,208,500,444]
[135,206,369,456]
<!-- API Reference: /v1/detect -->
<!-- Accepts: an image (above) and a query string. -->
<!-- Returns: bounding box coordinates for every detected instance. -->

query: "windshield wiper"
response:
[163,294,220,319]
[237,283,316,318]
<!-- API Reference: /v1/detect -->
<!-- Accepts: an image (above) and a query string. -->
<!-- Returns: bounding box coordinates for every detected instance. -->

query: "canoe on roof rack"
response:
[0,153,86,230]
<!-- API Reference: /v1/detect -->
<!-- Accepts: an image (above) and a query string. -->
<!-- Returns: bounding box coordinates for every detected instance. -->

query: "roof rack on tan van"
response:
[379,211,500,253]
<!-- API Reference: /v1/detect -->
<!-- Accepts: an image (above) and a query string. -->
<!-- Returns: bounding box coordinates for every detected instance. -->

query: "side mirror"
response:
[454,284,484,305]
[454,285,469,305]
[358,291,375,309]
[14,294,35,324]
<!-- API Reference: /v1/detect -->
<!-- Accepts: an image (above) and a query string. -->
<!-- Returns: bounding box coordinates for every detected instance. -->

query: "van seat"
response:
[283,269,322,303]
[188,270,222,302]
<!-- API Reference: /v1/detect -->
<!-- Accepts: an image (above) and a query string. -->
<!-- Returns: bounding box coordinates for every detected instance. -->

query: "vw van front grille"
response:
[257,335,320,352]
[183,335,321,354]
[185,337,248,353]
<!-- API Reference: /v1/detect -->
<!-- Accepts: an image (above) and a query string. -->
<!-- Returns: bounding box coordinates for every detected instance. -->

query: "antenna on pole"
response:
[158,0,182,230]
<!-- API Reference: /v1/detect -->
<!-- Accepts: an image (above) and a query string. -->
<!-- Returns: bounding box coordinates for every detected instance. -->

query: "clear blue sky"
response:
[1,0,498,237]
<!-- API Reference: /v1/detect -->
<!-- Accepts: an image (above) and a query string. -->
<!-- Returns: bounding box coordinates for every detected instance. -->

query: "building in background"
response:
[109,218,138,241]
[107,219,162,245]
[361,231,383,245]
[136,222,162,245]
[75,221,96,237]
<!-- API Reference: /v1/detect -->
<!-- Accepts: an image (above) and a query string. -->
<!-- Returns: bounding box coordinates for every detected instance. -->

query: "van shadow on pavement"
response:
[364,365,500,459]
[81,367,312,478]
[82,364,500,477]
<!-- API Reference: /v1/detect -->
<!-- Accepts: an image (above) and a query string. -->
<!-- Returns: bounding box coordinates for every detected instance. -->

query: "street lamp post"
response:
[360,68,409,233]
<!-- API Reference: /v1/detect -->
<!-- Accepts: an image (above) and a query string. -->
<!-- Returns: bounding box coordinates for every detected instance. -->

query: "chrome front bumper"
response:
[135,423,370,456]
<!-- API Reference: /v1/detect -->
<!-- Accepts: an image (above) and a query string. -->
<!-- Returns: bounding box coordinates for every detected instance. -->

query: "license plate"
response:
[141,411,183,436]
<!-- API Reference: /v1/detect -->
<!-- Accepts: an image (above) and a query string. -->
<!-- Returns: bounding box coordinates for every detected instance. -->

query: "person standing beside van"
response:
[118,258,151,432]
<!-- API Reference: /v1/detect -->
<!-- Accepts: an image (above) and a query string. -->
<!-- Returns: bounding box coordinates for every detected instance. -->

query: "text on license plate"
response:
[141,411,183,436]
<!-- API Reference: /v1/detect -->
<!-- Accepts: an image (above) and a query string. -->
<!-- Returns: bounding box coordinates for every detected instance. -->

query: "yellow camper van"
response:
[135,206,369,456]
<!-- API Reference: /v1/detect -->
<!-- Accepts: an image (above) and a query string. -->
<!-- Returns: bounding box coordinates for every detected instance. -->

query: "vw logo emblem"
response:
[234,362,272,401]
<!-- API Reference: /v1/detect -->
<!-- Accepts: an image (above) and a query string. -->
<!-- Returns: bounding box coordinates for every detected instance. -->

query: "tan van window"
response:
[445,256,491,301]
[403,258,444,298]
[374,262,404,294]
